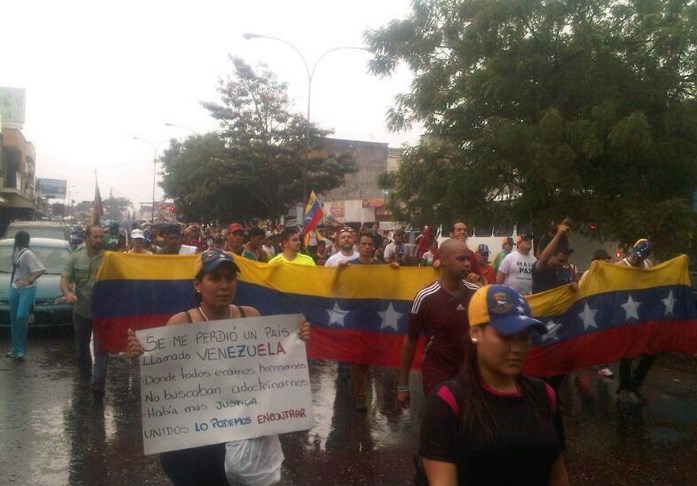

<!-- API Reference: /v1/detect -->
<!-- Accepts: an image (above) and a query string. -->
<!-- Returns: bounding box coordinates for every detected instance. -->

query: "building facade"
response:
[0,87,37,231]
[0,127,37,226]
[319,138,402,226]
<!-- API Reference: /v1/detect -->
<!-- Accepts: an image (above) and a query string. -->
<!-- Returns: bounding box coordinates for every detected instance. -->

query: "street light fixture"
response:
[243,32,370,206]
[164,122,199,136]
[132,136,169,223]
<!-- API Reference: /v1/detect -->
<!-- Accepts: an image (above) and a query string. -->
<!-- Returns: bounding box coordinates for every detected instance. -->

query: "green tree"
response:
[102,196,132,222]
[367,0,697,253]
[161,57,356,223]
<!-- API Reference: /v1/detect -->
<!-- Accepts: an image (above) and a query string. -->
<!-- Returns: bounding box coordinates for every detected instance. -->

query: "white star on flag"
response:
[621,295,641,321]
[578,303,598,330]
[662,290,676,317]
[541,320,562,343]
[326,302,349,327]
[379,302,403,332]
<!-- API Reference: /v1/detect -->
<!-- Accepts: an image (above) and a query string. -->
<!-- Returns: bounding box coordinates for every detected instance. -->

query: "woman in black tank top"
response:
[419,284,569,486]
[126,249,310,485]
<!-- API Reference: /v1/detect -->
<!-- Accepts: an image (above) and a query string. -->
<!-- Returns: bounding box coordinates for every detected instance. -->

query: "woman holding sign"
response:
[127,248,310,486]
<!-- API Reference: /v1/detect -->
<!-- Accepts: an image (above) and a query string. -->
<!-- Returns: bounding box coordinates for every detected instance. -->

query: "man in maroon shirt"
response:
[397,238,480,405]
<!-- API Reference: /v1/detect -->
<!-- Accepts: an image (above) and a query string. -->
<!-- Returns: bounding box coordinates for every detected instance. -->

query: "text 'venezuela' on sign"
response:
[136,313,314,455]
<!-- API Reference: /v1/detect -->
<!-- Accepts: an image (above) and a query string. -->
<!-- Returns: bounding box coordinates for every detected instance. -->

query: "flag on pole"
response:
[302,191,323,245]
[93,176,104,224]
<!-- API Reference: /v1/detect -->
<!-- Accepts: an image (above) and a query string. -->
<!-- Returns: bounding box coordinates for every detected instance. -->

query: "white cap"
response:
[131,229,145,239]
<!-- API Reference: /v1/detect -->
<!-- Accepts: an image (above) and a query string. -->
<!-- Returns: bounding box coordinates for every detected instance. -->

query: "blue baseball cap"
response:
[194,249,240,275]
[477,244,490,256]
[632,239,652,260]
[468,285,546,335]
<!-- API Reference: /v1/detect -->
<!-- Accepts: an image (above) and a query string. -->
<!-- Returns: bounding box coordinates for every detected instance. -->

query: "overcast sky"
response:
[2,0,418,209]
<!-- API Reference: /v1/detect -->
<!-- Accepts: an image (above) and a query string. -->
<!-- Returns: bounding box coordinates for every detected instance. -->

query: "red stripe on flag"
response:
[95,315,427,369]
[303,211,323,234]
[523,319,697,377]
[94,314,171,354]
[307,327,425,369]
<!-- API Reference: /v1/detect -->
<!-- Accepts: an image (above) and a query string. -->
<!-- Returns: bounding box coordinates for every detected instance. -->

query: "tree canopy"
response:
[103,196,132,222]
[367,0,697,252]
[160,57,356,223]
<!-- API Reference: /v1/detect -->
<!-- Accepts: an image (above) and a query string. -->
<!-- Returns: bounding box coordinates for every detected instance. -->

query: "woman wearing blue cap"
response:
[127,248,310,485]
[418,284,569,485]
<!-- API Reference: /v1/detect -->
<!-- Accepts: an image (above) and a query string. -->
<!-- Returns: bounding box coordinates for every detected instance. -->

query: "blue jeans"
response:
[73,311,109,390]
[9,285,36,356]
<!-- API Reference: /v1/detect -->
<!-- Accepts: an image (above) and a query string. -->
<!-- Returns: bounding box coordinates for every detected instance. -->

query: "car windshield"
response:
[0,245,70,274]
[5,227,68,240]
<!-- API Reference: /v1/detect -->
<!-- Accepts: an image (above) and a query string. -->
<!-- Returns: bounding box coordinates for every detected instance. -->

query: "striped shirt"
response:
[408,279,479,394]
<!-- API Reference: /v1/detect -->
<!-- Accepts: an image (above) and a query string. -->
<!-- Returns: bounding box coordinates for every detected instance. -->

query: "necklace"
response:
[198,306,231,322]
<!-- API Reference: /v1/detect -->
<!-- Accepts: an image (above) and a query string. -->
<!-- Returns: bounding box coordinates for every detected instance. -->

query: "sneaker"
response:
[597,367,614,378]
[14,353,25,361]
[617,389,643,405]
[5,351,17,359]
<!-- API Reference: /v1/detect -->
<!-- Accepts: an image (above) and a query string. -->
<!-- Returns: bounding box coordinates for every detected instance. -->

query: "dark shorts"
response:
[160,443,229,486]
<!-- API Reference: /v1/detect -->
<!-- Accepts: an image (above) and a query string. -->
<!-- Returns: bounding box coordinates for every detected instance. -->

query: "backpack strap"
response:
[436,384,460,416]
[543,382,557,413]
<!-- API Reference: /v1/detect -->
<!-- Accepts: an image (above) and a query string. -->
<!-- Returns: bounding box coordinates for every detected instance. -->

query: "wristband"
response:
[397,385,410,393]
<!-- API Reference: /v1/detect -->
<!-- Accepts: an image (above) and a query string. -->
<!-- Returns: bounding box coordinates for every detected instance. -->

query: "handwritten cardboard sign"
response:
[136,314,314,455]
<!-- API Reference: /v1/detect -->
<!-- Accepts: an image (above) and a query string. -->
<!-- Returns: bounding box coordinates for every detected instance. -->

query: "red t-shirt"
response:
[480,263,496,284]
[407,280,478,394]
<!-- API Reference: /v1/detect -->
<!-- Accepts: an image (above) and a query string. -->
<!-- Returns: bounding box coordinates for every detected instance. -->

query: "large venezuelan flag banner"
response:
[93,253,697,376]
[524,255,697,376]
[92,253,436,367]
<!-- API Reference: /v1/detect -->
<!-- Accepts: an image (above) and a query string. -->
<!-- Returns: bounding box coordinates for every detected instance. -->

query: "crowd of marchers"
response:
[6,216,659,485]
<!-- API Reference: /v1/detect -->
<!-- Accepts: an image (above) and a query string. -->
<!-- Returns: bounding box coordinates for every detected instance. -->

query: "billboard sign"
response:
[0,87,26,129]
[38,178,67,198]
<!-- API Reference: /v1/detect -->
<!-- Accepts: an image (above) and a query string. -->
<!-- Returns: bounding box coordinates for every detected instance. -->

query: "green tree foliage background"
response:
[367,0,697,253]
[102,196,132,223]
[160,57,356,224]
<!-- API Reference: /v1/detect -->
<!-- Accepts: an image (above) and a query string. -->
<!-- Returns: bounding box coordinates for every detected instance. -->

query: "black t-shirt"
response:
[531,265,574,294]
[420,377,565,486]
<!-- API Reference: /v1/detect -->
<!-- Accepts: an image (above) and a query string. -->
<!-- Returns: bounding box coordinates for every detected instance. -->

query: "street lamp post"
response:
[132,137,169,223]
[164,122,199,136]
[243,33,369,209]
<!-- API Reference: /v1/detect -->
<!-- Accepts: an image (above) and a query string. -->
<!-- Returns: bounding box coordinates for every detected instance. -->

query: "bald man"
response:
[397,239,481,406]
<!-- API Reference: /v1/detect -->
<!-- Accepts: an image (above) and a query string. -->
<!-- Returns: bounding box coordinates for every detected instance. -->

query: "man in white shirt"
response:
[383,229,407,265]
[325,229,359,267]
[496,233,537,295]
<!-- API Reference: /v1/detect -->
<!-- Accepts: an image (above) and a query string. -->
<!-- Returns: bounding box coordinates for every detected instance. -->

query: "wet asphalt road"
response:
[2,332,697,486]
